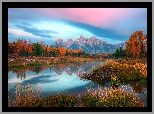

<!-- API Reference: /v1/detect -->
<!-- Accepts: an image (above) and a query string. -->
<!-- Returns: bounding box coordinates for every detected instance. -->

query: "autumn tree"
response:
[14,39,24,55]
[68,48,73,55]
[8,38,33,56]
[59,47,67,56]
[42,45,51,57]
[126,30,147,58]
[11,39,27,56]
[27,44,33,55]
[17,39,33,56]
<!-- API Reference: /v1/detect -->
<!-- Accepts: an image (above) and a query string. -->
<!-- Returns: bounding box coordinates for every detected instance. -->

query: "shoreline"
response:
[8,56,105,68]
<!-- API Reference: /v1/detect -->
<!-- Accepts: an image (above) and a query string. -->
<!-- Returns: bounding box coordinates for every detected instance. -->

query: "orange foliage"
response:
[68,48,73,54]
[9,40,33,55]
[126,30,147,58]
[68,48,81,55]
[59,47,67,56]
[9,39,83,57]
[42,45,46,51]
[74,49,81,54]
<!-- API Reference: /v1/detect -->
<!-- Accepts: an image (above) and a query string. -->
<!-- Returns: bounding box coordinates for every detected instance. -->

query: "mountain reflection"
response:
[52,62,101,77]
[8,61,105,80]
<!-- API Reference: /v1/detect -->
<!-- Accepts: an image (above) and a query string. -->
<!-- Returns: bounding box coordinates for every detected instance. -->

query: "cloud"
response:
[8,8,42,20]
[9,8,147,33]
[31,8,147,40]
[8,8,147,45]
[112,19,147,37]
[14,23,58,38]
[29,20,125,43]
[63,20,128,41]
[8,27,56,45]
[31,21,96,41]
[8,28,41,38]
[8,21,128,44]
[32,8,147,28]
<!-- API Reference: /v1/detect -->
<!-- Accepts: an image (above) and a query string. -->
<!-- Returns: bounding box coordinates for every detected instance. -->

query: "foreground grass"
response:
[8,83,145,107]
[81,88,144,107]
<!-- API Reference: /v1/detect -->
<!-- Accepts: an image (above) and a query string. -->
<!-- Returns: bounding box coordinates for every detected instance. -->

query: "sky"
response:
[8,8,147,45]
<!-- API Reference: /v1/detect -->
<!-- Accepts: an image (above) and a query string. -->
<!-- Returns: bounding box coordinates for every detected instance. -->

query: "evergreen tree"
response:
[32,43,43,56]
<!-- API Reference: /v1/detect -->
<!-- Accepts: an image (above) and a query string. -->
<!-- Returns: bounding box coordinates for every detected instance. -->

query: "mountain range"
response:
[51,35,126,54]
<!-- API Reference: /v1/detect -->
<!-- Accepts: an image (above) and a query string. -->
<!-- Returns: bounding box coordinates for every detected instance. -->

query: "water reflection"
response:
[8,61,147,105]
[8,61,147,95]
[16,71,26,80]
[8,61,105,80]
[8,61,104,97]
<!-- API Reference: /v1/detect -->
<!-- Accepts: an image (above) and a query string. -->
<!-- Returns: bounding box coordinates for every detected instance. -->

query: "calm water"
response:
[8,61,147,106]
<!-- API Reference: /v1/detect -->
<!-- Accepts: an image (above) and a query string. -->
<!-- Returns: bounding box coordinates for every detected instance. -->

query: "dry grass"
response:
[8,82,145,107]
[82,86,145,107]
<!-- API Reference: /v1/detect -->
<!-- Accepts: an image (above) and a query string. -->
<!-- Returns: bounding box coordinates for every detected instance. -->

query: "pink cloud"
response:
[31,8,145,29]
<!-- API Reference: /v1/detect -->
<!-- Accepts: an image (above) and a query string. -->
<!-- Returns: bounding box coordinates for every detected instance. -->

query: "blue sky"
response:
[8,8,147,45]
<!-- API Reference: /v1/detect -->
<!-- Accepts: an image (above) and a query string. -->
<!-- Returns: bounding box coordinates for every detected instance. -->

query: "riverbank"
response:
[8,56,103,69]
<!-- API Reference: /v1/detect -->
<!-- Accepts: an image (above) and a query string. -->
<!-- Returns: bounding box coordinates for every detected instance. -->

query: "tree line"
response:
[8,30,147,59]
[8,39,90,58]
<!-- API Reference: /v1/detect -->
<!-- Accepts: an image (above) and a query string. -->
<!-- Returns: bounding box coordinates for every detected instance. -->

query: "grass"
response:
[81,58,147,85]
[82,87,144,107]
[8,83,145,107]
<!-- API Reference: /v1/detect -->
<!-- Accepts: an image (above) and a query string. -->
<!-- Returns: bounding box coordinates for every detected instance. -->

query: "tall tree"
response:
[126,30,147,58]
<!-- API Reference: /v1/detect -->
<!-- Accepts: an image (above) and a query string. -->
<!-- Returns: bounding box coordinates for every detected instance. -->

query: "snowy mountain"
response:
[51,35,126,53]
